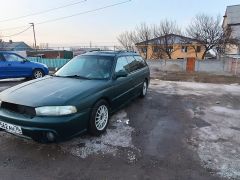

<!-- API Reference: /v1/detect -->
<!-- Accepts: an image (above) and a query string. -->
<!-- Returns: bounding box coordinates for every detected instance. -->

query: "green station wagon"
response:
[0,51,150,142]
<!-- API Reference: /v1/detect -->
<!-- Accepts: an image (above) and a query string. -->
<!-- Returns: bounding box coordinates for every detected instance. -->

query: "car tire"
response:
[33,69,44,79]
[89,100,110,136]
[140,80,148,98]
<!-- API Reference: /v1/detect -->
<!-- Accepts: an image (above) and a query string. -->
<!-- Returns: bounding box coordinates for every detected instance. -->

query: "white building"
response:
[223,4,240,55]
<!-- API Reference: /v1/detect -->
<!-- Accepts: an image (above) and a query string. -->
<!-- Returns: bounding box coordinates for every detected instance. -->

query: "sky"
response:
[0,0,239,47]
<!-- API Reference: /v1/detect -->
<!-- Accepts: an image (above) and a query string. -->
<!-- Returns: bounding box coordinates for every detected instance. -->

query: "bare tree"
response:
[117,31,135,51]
[186,14,238,59]
[151,19,182,59]
[117,23,153,58]
[132,23,153,59]
[180,33,203,59]
[214,26,239,57]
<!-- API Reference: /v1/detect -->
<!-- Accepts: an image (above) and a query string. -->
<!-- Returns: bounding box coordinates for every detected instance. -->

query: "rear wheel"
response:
[89,100,109,136]
[140,80,148,98]
[33,69,44,79]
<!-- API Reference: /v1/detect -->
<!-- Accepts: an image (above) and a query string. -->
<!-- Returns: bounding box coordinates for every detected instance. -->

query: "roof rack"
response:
[88,49,137,53]
[115,50,137,53]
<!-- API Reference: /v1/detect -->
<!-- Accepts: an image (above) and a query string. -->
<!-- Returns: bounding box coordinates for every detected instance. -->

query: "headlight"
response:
[0,101,2,107]
[35,106,77,116]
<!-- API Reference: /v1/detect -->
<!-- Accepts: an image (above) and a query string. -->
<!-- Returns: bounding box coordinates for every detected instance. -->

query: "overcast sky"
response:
[0,0,239,47]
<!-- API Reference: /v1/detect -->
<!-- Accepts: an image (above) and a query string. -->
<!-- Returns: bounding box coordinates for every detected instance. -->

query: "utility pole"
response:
[29,23,37,51]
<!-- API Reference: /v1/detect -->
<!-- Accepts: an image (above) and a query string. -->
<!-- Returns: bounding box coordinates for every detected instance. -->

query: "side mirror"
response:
[22,59,28,63]
[115,70,128,79]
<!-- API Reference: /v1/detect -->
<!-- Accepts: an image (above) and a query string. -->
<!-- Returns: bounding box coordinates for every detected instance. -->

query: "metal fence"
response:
[28,57,70,68]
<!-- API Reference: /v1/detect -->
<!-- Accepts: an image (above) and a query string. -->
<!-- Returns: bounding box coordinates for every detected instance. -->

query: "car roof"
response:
[83,50,139,58]
[0,51,19,55]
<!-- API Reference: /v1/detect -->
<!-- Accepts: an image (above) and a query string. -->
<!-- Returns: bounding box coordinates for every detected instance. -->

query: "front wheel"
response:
[33,69,44,79]
[140,80,148,98]
[89,100,109,136]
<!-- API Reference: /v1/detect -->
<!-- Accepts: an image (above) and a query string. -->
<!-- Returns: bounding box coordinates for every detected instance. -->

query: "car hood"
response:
[32,61,47,67]
[0,76,107,107]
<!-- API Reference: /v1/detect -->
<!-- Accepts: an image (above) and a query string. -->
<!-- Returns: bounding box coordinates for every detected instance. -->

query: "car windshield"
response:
[55,55,114,80]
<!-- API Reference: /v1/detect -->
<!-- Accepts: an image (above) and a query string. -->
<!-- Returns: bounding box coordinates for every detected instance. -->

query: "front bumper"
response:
[0,108,90,141]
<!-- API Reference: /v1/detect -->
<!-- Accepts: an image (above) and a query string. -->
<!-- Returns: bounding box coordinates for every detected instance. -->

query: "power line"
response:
[36,0,131,25]
[0,26,32,38]
[0,0,87,23]
[0,25,29,31]
[0,0,131,31]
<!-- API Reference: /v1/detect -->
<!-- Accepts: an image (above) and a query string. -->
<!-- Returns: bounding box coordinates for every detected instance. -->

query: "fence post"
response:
[235,59,238,75]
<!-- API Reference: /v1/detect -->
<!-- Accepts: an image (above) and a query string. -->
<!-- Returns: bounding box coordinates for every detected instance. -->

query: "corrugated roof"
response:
[135,34,198,45]
[0,41,32,51]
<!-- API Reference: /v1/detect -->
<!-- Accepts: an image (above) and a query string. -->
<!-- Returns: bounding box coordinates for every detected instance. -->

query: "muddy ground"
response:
[0,77,239,180]
[151,71,240,84]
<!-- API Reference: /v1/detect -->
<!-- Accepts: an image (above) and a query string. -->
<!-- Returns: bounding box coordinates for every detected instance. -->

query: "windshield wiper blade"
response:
[62,75,91,79]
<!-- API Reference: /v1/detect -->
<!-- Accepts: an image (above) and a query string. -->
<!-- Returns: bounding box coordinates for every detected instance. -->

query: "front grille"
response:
[1,102,36,117]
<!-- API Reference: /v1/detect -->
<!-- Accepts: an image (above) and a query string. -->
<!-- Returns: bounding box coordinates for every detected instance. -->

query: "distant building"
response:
[135,34,205,60]
[71,47,101,56]
[223,4,240,55]
[0,40,32,51]
[27,50,73,59]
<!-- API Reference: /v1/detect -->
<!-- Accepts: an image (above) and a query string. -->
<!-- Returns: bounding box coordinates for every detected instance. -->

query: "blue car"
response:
[0,52,49,79]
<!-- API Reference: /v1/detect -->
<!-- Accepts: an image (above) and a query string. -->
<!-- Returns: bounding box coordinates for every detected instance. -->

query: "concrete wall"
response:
[147,60,186,72]
[147,59,240,76]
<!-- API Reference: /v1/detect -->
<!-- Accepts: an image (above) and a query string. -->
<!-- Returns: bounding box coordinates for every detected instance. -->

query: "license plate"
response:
[0,121,22,135]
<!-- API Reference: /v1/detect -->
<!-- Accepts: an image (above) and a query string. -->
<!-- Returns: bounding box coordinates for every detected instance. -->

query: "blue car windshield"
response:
[55,55,114,80]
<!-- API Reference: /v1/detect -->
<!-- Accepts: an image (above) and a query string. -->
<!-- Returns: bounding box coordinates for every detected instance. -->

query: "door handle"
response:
[8,64,11,66]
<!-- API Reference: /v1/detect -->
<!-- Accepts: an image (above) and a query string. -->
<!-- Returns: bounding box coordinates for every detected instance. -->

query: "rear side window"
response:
[3,53,24,62]
[115,57,129,73]
[134,56,147,68]
[126,56,141,73]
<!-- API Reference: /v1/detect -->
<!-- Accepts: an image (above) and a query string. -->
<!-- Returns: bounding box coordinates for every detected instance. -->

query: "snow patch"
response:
[150,80,240,179]
[60,110,135,159]
[192,106,240,179]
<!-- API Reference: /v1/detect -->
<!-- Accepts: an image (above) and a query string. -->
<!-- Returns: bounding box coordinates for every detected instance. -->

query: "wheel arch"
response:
[145,77,149,87]
[92,96,112,110]
[33,68,45,75]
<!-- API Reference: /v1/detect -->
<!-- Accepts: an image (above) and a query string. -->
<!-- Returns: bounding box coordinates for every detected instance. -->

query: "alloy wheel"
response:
[142,81,147,96]
[34,70,43,79]
[95,105,109,131]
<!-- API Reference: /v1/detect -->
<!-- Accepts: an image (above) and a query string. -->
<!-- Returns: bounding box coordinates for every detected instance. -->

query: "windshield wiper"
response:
[61,75,91,80]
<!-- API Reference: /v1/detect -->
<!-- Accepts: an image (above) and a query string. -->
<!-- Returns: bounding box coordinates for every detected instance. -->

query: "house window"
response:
[167,46,173,52]
[196,46,201,53]
[140,47,147,53]
[153,46,160,53]
[181,46,188,53]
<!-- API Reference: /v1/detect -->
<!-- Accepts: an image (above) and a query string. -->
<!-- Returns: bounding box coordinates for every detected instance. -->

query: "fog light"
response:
[46,132,55,142]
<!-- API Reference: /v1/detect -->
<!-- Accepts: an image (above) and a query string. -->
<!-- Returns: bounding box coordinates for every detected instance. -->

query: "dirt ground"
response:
[0,76,239,180]
[151,71,240,84]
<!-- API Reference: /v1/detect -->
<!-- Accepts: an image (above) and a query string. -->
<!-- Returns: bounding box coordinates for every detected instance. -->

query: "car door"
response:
[2,53,31,78]
[110,56,133,110]
[0,53,8,78]
[126,55,147,96]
